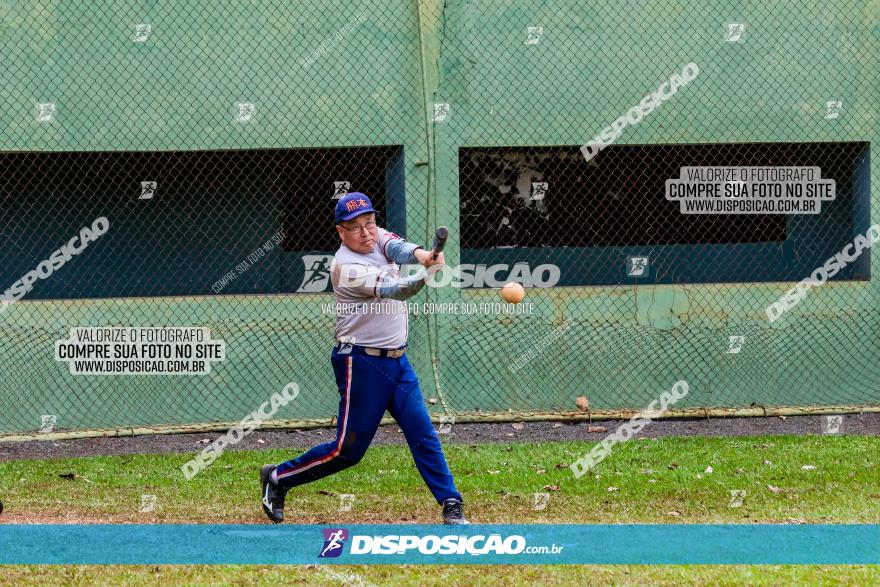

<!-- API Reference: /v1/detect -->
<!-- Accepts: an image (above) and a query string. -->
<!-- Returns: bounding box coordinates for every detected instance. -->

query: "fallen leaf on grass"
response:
[587,426,608,433]
[535,469,547,474]
[488,470,500,475]
[705,466,714,474]
[801,465,817,471]
[767,485,782,494]
[667,463,679,470]
[555,463,567,469]
[668,511,682,517]
[607,487,619,492]
[544,484,561,492]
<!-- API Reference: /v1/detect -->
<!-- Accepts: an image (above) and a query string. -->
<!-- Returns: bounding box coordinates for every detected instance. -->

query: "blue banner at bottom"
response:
[0,524,877,565]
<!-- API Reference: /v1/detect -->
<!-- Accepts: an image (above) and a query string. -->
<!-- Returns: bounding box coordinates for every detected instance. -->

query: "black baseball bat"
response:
[431,226,449,260]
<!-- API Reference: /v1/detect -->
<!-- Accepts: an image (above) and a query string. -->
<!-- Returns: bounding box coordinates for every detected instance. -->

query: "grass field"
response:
[1,434,878,585]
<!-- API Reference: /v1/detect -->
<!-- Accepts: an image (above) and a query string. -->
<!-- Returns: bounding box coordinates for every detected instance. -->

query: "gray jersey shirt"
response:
[331,228,419,349]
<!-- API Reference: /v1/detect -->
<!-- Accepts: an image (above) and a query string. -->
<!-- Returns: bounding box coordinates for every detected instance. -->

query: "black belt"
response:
[335,341,407,358]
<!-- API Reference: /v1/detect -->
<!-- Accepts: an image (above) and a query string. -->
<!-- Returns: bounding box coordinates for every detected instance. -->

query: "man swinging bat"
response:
[260,192,468,524]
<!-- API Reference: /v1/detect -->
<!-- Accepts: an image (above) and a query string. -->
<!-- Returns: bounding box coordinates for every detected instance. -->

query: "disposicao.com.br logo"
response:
[319,529,564,557]
[319,528,349,558]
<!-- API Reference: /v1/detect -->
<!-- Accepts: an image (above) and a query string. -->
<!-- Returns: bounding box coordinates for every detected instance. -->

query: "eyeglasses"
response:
[341,221,377,234]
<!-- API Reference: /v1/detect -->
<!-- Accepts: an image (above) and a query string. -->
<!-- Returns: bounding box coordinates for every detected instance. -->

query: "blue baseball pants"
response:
[274,346,462,504]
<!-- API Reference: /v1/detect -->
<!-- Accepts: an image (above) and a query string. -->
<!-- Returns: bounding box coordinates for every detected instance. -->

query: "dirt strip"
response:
[0,413,876,463]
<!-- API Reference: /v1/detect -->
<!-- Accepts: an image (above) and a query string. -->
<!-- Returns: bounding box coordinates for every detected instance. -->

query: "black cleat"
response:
[260,464,287,524]
[442,498,469,525]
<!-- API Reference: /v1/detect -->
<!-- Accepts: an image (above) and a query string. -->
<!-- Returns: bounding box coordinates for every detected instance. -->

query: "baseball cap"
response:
[334,192,376,224]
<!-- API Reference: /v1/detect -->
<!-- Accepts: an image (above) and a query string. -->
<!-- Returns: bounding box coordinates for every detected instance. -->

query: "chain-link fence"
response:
[0,0,877,439]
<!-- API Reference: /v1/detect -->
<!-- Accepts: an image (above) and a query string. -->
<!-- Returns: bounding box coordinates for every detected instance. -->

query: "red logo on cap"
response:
[345,198,368,212]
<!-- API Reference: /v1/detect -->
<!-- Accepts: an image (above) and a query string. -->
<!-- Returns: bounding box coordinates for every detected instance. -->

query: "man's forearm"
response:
[377,267,428,301]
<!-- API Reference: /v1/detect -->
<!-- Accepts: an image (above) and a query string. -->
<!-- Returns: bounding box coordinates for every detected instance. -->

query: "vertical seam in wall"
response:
[415,0,448,413]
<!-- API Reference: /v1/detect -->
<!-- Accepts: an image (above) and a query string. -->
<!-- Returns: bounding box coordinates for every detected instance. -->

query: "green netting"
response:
[0,0,877,438]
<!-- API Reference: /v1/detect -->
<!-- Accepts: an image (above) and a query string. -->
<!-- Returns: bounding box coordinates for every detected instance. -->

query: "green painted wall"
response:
[0,0,877,435]
[430,0,879,414]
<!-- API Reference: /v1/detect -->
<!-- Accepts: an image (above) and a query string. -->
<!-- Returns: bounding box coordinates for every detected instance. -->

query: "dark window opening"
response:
[0,146,404,299]
[459,142,870,286]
